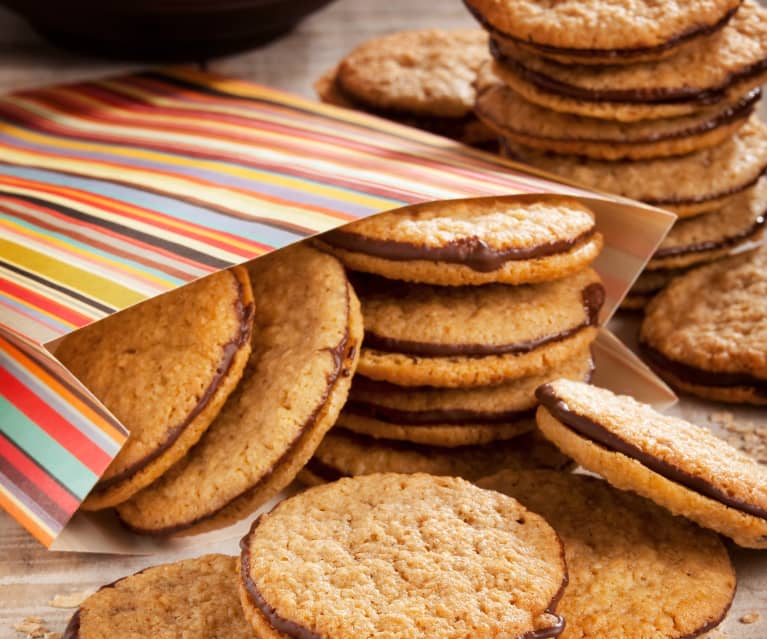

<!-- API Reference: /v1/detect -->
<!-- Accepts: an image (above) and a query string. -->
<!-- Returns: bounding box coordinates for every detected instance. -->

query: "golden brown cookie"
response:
[56,267,254,511]
[63,555,255,639]
[315,194,603,286]
[355,269,604,387]
[116,244,362,535]
[502,115,767,217]
[239,473,568,639]
[536,379,767,548]
[479,470,736,639]
[639,244,767,404]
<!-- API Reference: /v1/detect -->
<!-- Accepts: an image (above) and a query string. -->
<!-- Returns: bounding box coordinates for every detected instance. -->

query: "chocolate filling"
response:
[536,384,767,519]
[93,272,256,493]
[321,226,597,273]
[305,456,345,482]
[63,611,80,639]
[653,212,765,258]
[344,400,535,426]
[466,0,739,61]
[638,340,767,398]
[363,282,604,358]
[490,39,767,106]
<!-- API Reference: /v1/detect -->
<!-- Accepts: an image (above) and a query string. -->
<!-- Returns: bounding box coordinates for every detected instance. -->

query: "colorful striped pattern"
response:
[0,68,669,547]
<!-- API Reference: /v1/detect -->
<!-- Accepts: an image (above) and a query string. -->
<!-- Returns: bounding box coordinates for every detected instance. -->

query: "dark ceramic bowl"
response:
[1,0,335,60]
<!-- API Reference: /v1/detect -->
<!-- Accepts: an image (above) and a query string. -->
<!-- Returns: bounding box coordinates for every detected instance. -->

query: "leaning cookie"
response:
[639,244,767,404]
[55,267,254,511]
[239,473,568,639]
[479,470,736,639]
[503,115,767,217]
[619,269,683,312]
[535,379,767,548]
[316,195,603,286]
[115,245,362,535]
[356,268,604,387]
[63,555,255,639]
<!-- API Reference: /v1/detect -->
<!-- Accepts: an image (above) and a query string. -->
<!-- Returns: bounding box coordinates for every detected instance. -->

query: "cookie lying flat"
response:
[298,429,572,486]
[479,470,736,639]
[475,79,759,160]
[315,195,603,286]
[116,245,362,535]
[503,116,767,217]
[356,268,604,387]
[340,347,592,447]
[239,473,567,639]
[647,179,766,271]
[465,0,740,65]
[639,244,767,405]
[536,379,767,548]
[56,267,254,511]
[489,1,767,122]
[63,555,254,639]
[316,29,493,145]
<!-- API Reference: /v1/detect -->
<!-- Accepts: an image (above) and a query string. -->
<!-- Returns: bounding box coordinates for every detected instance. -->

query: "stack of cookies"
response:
[466,0,767,309]
[309,194,606,482]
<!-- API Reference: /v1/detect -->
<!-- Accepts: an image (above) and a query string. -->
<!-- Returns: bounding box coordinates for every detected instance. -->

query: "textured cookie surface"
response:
[504,116,767,217]
[536,379,767,547]
[116,244,362,535]
[56,267,254,510]
[317,194,602,286]
[357,268,603,387]
[239,473,567,639]
[640,244,767,404]
[476,79,759,160]
[479,470,736,639]
[64,555,255,639]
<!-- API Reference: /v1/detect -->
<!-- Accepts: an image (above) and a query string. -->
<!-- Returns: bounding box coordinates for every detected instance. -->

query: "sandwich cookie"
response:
[63,555,255,639]
[239,473,568,639]
[475,79,760,160]
[479,470,736,639]
[316,194,603,286]
[536,379,767,548]
[503,116,767,217]
[639,244,767,405]
[357,268,604,387]
[489,0,767,122]
[647,179,767,271]
[56,267,254,511]
[298,429,573,486]
[464,0,741,66]
[340,346,593,447]
[620,269,682,312]
[316,29,494,145]
[116,245,363,535]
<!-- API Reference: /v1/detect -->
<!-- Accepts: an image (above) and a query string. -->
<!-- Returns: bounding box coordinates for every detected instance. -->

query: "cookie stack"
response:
[467,0,767,309]
[309,194,606,481]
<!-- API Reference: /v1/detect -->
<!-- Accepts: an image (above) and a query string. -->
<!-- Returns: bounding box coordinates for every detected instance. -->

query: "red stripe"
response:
[0,366,112,473]
[0,276,92,326]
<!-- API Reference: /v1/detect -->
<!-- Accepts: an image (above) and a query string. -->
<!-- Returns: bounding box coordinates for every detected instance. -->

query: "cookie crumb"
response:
[43,633,61,639]
[49,591,92,608]
[709,412,767,464]
[740,611,761,624]
[13,617,48,638]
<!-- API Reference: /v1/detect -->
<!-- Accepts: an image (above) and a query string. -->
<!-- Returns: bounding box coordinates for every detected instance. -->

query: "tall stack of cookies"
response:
[307,194,606,482]
[467,0,767,309]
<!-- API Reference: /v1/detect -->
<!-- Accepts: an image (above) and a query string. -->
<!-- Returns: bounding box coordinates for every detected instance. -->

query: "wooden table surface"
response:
[0,1,765,637]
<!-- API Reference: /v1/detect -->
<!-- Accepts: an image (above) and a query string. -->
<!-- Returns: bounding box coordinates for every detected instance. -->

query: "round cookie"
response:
[464,0,741,65]
[239,473,568,639]
[55,266,255,511]
[315,194,603,286]
[535,379,767,548]
[341,346,593,447]
[478,470,736,639]
[489,1,767,122]
[475,79,759,160]
[297,429,573,486]
[647,179,767,271]
[502,116,767,217]
[639,244,767,405]
[356,268,604,387]
[63,555,255,639]
[115,245,363,535]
